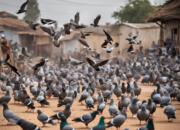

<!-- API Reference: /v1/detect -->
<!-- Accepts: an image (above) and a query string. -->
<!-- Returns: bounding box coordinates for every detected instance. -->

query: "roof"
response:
[0,18,49,36]
[0,11,18,19]
[121,22,159,29]
[146,0,180,22]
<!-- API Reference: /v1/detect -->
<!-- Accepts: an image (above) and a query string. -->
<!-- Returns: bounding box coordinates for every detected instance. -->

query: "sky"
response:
[0,0,164,27]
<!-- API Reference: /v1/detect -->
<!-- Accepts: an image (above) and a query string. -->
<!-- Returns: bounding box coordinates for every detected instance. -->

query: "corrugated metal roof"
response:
[121,22,159,29]
[0,18,49,36]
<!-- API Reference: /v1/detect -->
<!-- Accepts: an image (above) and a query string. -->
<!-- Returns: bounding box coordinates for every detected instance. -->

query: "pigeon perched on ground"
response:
[2,102,22,125]
[57,92,76,107]
[90,116,105,130]
[137,118,154,130]
[118,95,129,111]
[144,98,156,116]
[113,82,122,100]
[129,98,139,118]
[108,99,120,117]
[24,95,35,113]
[160,92,171,108]
[51,103,71,121]
[0,90,11,105]
[36,91,49,107]
[107,107,127,130]
[137,105,150,125]
[97,98,106,114]
[72,111,99,128]
[17,119,41,130]
[37,109,56,127]
[85,91,95,109]
[163,102,176,122]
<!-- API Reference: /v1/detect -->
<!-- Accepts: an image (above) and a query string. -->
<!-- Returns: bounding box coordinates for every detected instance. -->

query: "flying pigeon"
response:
[25,21,39,30]
[41,18,56,25]
[91,15,101,27]
[78,39,94,51]
[17,0,29,14]
[102,42,119,53]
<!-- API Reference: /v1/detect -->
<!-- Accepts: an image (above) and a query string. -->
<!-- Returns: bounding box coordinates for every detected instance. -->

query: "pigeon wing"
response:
[103,29,113,41]
[20,0,29,10]
[74,12,80,24]
[78,39,89,47]
[86,57,95,66]
[94,15,101,25]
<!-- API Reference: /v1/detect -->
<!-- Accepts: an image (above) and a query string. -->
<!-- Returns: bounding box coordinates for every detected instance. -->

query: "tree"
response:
[23,0,40,22]
[112,0,156,24]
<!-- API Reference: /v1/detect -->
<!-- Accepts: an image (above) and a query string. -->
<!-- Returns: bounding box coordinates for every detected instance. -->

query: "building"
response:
[0,13,52,57]
[58,22,159,58]
[146,0,180,53]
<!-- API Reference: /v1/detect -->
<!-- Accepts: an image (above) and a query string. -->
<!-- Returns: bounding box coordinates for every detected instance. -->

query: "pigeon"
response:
[79,88,89,104]
[121,82,127,94]
[160,92,171,108]
[57,92,76,107]
[163,102,176,122]
[0,90,11,105]
[137,105,150,125]
[97,98,106,114]
[18,89,29,104]
[72,111,99,128]
[24,95,35,113]
[118,95,129,111]
[59,87,67,100]
[113,82,122,100]
[81,31,90,39]
[86,57,109,71]
[108,99,120,117]
[102,42,119,53]
[2,102,22,125]
[51,103,71,121]
[126,31,139,44]
[129,98,139,118]
[69,56,83,65]
[137,118,154,130]
[21,47,30,57]
[78,39,94,51]
[127,45,134,52]
[13,90,20,104]
[85,91,94,109]
[133,81,141,97]
[17,119,41,130]
[17,0,29,14]
[102,84,113,103]
[25,21,39,30]
[40,25,55,37]
[102,29,113,45]
[144,98,156,116]
[60,115,75,130]
[152,90,161,104]
[36,91,49,107]
[90,116,105,130]
[37,109,56,127]
[90,15,101,27]
[63,23,72,35]
[107,107,127,130]
[41,18,56,25]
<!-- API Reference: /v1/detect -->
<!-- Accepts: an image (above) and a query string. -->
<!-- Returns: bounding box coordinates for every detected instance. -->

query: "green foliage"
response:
[23,0,40,22]
[54,22,58,29]
[112,0,156,24]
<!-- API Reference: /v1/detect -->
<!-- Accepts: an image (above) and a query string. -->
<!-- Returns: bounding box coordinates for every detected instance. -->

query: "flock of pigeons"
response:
[0,0,180,130]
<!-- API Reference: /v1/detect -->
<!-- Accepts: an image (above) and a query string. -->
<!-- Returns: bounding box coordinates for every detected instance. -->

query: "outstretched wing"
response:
[74,12,80,24]
[94,15,101,25]
[127,45,134,52]
[86,57,95,66]
[103,29,113,41]
[20,0,29,10]
[78,39,90,47]
[101,41,108,48]
[111,42,119,50]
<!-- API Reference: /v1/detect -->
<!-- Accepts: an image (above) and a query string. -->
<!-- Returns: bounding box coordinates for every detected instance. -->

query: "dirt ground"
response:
[0,81,180,130]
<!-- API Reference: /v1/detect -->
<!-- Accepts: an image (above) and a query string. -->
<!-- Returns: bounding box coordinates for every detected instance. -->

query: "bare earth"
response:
[0,81,180,130]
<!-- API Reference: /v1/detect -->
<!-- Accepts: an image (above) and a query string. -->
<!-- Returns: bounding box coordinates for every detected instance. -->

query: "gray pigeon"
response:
[36,91,49,107]
[107,107,127,130]
[160,92,171,108]
[102,84,113,103]
[133,81,141,97]
[97,98,106,114]
[37,109,56,127]
[145,98,156,116]
[129,98,139,118]
[24,95,35,113]
[85,91,94,109]
[152,91,161,105]
[72,110,99,128]
[163,102,176,122]
[17,119,41,130]
[13,90,20,104]
[58,92,76,107]
[118,95,129,111]
[51,103,71,121]
[2,102,22,125]
[79,87,89,104]
[108,99,120,117]
[137,105,150,125]
[60,115,75,130]
[113,82,122,100]
[59,87,67,100]
[0,90,11,105]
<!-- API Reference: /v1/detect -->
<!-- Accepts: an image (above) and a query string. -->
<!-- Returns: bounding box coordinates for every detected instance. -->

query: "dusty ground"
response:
[0,81,180,130]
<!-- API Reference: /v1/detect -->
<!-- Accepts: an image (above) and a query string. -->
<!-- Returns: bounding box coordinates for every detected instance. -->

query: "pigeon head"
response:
[142,100,147,104]
[92,110,99,116]
[148,98,152,104]
[37,109,42,114]
[109,99,114,105]
[141,105,146,111]
[65,103,70,110]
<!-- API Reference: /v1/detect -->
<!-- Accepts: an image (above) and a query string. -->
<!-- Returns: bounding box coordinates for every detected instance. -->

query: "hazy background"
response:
[0,0,166,27]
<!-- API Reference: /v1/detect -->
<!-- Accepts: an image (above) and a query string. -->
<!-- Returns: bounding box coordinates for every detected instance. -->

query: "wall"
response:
[0,26,21,44]
[119,25,160,57]
[63,39,80,55]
